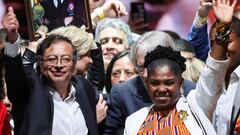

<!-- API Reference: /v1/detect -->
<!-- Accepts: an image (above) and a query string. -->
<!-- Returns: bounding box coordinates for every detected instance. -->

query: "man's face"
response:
[74,51,93,76]
[100,27,128,70]
[227,32,240,70]
[40,40,75,84]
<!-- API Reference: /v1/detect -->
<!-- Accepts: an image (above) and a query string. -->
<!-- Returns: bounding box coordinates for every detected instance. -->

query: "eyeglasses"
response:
[100,37,123,45]
[42,55,73,66]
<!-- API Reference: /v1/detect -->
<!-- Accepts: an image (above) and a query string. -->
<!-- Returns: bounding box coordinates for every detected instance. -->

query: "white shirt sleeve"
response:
[4,35,21,57]
[188,52,229,120]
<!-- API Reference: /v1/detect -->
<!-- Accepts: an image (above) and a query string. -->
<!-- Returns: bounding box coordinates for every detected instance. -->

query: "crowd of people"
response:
[0,0,240,135]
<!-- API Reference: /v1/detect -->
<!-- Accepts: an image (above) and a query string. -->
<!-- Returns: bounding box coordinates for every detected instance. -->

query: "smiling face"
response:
[100,27,128,70]
[40,40,75,85]
[146,64,182,111]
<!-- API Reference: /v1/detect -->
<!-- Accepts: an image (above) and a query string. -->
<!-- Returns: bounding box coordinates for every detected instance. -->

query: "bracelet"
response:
[193,14,208,28]
[95,7,105,20]
[199,16,208,24]
[214,21,232,44]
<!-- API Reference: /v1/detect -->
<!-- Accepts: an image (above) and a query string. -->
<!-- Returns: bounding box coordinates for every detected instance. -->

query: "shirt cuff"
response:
[4,35,21,57]
[206,52,229,70]
[193,13,208,28]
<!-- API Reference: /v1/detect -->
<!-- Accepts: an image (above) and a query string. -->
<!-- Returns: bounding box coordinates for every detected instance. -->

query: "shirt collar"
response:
[53,0,63,8]
[231,65,240,81]
[49,84,76,102]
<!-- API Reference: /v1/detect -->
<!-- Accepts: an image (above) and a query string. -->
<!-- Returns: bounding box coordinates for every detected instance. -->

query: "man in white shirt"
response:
[3,7,98,135]
[210,0,240,134]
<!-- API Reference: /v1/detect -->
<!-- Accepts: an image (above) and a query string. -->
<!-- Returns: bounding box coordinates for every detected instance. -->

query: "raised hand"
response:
[2,7,19,43]
[212,0,237,24]
[28,30,46,53]
[128,18,148,34]
[101,0,128,18]
[198,0,213,18]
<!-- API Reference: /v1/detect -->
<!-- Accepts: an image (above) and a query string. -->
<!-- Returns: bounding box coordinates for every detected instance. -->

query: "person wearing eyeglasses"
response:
[2,8,99,134]
[4,34,99,135]
[2,9,99,134]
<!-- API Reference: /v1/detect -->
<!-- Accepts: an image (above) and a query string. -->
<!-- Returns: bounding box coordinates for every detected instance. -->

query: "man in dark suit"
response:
[102,31,196,135]
[41,0,86,31]
[3,7,98,135]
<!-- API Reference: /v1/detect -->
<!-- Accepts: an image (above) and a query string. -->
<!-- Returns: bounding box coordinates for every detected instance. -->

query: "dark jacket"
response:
[4,52,98,135]
[230,86,240,135]
[103,76,195,135]
[87,44,106,101]
[41,0,86,31]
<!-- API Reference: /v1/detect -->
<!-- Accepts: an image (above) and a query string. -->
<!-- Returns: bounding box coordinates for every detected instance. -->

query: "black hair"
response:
[175,39,195,55]
[144,45,186,77]
[231,17,240,36]
[163,30,181,41]
[36,34,78,64]
[105,50,136,93]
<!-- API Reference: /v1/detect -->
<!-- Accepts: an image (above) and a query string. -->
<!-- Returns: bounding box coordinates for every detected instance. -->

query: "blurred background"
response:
[1,0,240,39]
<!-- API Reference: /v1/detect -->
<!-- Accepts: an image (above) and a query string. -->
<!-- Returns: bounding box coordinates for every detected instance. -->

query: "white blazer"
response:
[124,55,229,135]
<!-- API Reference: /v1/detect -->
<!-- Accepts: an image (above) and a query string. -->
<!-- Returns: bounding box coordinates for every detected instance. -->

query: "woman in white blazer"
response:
[124,40,229,134]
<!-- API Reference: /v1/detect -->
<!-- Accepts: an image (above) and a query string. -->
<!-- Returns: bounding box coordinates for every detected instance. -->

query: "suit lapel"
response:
[230,84,240,134]
[72,77,96,135]
[177,97,203,135]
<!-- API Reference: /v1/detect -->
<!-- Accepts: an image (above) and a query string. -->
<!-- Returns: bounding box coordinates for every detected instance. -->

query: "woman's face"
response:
[111,56,137,85]
[146,64,182,111]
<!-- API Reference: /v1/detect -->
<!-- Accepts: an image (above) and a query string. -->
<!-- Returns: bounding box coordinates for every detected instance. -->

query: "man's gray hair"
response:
[130,31,177,66]
[95,18,133,48]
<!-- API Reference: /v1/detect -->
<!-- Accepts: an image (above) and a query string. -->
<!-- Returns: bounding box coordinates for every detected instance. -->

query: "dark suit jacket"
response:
[41,0,86,31]
[4,54,98,135]
[230,85,240,135]
[103,76,195,135]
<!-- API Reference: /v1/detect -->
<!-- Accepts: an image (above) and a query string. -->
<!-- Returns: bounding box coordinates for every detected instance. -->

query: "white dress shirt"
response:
[49,85,88,135]
[53,0,64,7]
[213,65,240,135]
[5,40,89,135]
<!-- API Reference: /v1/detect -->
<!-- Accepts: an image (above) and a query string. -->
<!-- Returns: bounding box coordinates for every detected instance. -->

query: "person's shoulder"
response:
[72,75,88,82]
[111,76,140,93]
[71,75,93,88]
[126,106,151,124]
[113,76,140,88]
[183,79,196,97]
